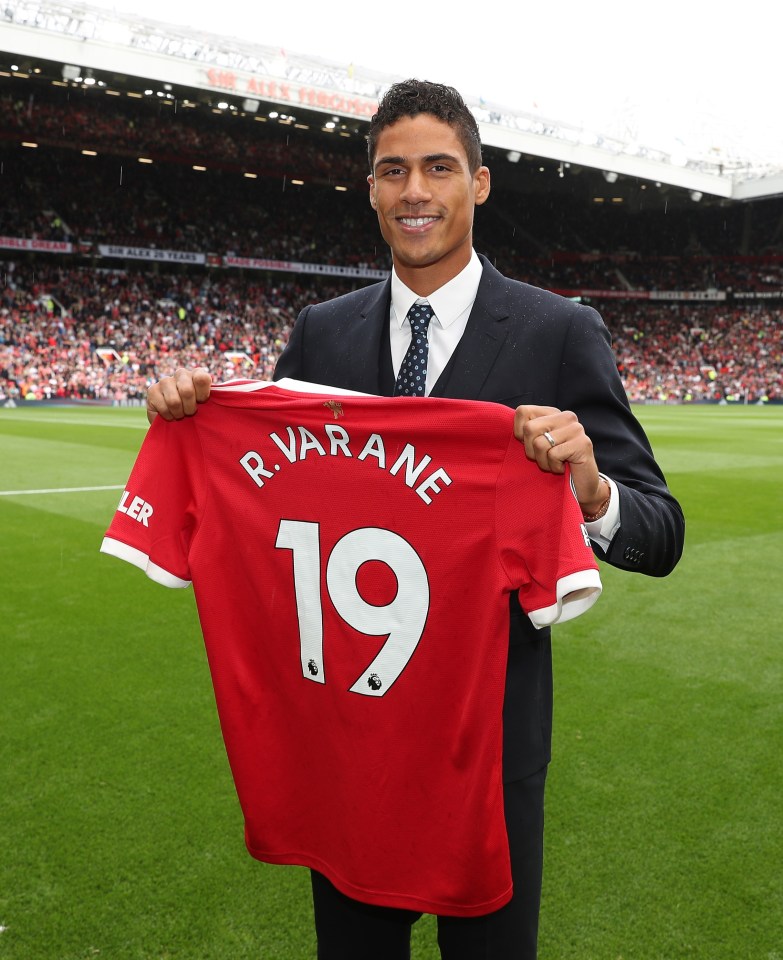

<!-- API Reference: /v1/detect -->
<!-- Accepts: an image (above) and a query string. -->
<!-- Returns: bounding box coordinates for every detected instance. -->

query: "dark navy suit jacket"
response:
[274,255,685,780]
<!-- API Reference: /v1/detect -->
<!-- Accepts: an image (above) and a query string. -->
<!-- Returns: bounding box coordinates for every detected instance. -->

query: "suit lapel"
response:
[431,257,512,400]
[344,278,392,396]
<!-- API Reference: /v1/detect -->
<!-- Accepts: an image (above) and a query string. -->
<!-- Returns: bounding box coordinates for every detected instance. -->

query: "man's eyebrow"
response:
[374,153,463,167]
[375,154,406,167]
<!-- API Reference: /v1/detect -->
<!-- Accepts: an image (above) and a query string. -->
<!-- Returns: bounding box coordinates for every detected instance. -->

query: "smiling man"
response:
[145,79,684,960]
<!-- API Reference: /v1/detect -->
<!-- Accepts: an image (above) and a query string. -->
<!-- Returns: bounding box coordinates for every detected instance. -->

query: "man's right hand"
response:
[146,367,213,424]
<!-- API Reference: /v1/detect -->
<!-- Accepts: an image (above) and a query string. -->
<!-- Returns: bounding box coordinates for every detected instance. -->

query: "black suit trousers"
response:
[310,765,548,960]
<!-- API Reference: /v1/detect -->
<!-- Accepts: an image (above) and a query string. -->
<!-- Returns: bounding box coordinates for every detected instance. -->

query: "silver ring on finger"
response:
[543,430,556,448]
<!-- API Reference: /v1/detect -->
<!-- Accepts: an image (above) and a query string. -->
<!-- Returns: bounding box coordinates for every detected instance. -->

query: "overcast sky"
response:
[87,0,783,166]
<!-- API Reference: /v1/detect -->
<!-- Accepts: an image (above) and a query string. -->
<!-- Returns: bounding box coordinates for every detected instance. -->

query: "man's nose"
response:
[399,169,432,205]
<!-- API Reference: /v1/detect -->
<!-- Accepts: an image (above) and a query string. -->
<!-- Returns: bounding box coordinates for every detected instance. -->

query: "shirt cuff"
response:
[584,474,620,549]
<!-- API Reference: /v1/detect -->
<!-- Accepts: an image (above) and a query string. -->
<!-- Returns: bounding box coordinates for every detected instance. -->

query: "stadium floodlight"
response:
[603,170,619,183]
[506,150,521,163]
[62,64,80,81]
[690,191,703,202]
[242,99,259,113]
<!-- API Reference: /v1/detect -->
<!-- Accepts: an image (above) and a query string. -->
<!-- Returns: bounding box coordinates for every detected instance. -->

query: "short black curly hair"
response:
[367,79,483,174]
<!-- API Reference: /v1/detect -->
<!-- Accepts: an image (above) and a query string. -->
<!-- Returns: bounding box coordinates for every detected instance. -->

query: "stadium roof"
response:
[3,0,783,202]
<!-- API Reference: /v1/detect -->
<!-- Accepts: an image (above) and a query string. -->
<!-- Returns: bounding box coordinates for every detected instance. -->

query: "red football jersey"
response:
[101,378,601,917]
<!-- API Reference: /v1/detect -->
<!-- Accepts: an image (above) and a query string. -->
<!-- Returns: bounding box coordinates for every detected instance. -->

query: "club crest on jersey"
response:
[307,659,319,676]
[323,400,344,419]
[367,674,382,691]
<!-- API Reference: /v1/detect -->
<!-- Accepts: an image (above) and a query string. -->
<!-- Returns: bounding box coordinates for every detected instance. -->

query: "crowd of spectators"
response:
[613,303,782,402]
[0,263,341,403]
[1,263,780,406]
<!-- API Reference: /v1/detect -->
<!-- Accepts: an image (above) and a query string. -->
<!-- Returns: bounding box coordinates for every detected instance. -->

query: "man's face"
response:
[368,114,490,294]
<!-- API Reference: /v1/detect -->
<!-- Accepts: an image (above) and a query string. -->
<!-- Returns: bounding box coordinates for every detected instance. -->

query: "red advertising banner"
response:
[205,69,377,117]
[0,236,73,253]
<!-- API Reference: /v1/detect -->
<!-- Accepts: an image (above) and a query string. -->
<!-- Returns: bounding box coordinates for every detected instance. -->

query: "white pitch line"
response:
[0,412,148,429]
[0,484,124,496]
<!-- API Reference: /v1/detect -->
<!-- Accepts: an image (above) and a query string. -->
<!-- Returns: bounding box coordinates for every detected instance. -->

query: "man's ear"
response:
[474,166,491,207]
[368,174,377,209]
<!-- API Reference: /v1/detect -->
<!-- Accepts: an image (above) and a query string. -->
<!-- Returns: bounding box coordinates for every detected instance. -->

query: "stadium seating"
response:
[1,77,781,405]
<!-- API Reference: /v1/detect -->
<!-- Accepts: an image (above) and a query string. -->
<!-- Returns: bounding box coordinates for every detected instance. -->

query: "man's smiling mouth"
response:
[398,216,439,227]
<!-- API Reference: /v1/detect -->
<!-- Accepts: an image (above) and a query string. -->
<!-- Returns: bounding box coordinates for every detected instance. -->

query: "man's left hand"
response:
[514,405,610,517]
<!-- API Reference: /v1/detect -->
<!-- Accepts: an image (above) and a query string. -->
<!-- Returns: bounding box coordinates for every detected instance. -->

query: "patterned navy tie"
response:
[394,301,434,397]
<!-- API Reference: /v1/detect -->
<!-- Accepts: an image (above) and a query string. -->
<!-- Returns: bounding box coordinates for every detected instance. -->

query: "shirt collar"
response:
[391,250,482,329]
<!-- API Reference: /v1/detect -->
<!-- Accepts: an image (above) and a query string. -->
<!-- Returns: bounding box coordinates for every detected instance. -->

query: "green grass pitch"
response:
[1,403,781,959]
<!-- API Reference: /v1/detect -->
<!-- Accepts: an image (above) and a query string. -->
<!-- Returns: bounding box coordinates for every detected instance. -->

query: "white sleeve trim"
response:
[100,537,192,589]
[528,570,602,629]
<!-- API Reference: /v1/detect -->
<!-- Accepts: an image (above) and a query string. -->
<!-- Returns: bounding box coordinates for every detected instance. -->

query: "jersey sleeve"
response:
[495,439,602,628]
[100,417,204,588]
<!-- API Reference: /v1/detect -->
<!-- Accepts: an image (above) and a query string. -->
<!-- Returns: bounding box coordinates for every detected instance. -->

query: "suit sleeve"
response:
[273,305,309,381]
[558,304,685,577]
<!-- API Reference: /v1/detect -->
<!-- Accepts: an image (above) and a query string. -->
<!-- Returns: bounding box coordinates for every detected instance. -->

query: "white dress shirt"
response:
[390,251,484,395]
[388,250,620,547]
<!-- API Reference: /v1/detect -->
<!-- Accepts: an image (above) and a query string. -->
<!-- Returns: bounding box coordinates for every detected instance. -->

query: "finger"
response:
[537,431,584,475]
[146,372,196,422]
[515,406,579,463]
[543,425,601,485]
[538,428,565,474]
[513,404,561,441]
[191,368,213,404]
[529,428,566,474]
[525,415,584,474]
[146,377,178,423]
[513,405,562,462]
[169,368,202,417]
[145,368,213,424]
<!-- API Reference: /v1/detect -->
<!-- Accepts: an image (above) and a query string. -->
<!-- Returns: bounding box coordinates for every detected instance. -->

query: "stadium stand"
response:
[1,71,781,406]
